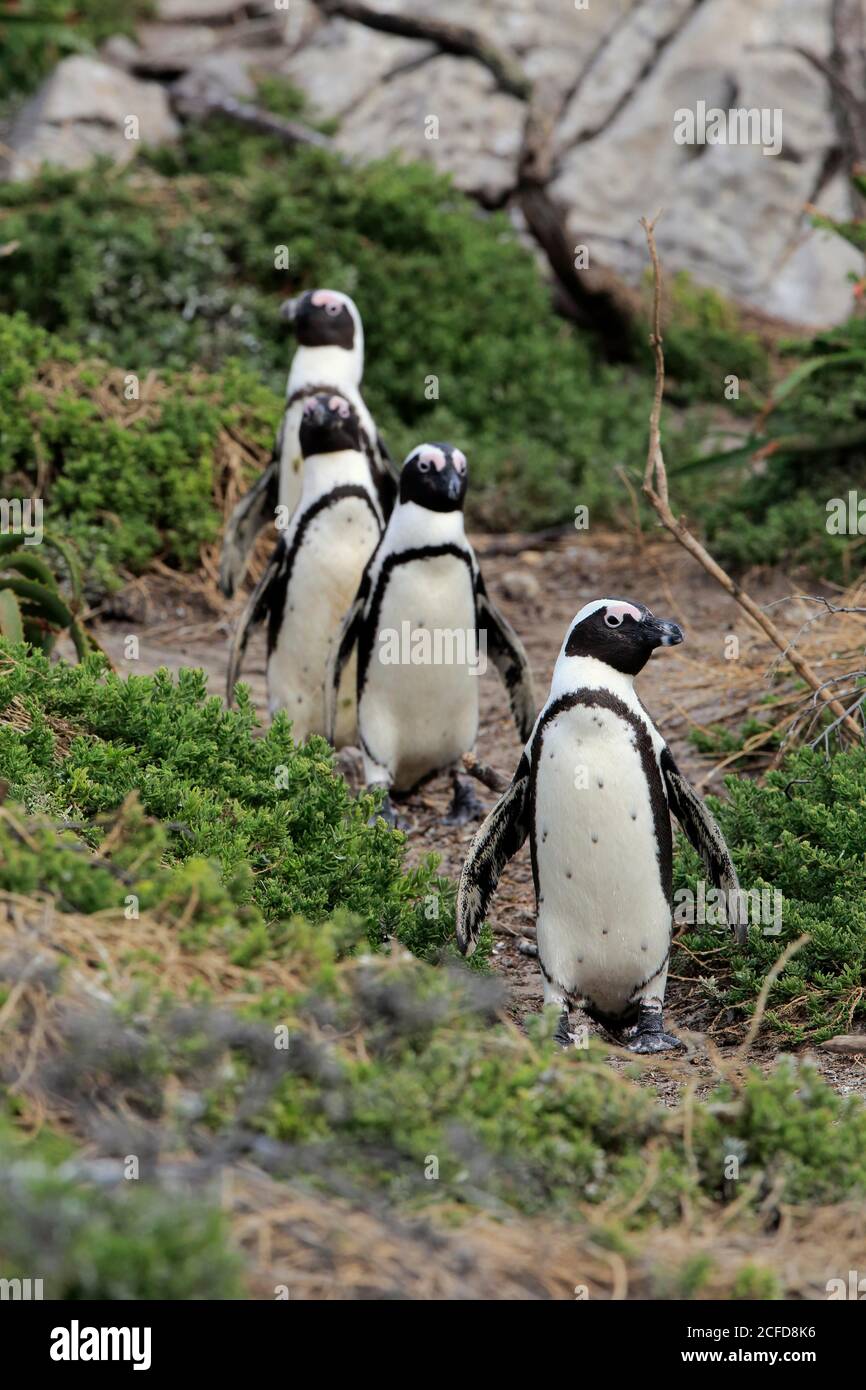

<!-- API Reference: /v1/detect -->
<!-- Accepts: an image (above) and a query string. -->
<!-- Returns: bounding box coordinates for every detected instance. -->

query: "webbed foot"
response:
[554,1009,573,1049]
[443,773,485,827]
[626,1003,684,1054]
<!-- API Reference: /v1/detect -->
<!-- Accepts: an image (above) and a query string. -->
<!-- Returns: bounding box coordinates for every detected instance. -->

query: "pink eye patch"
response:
[311,289,344,310]
[606,602,642,624]
[416,445,448,471]
[328,395,351,417]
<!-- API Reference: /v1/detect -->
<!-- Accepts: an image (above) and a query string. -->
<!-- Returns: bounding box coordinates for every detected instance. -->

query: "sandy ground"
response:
[89,528,866,1103]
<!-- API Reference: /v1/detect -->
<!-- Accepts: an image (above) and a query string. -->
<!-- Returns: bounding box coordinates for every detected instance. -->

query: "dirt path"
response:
[91,529,866,1102]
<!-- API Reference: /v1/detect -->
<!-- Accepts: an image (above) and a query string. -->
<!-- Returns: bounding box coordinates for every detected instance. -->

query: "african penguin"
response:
[456,598,741,1054]
[219,289,395,598]
[326,443,536,826]
[226,392,384,747]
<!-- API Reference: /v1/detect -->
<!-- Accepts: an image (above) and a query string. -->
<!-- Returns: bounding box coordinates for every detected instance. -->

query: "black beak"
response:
[649,617,684,647]
[303,400,328,428]
[446,472,462,500]
[280,296,300,324]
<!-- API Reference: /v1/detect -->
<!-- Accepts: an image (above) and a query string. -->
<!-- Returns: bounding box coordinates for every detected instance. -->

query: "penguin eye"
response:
[417,458,431,473]
[324,302,342,317]
[452,453,467,476]
[605,612,623,628]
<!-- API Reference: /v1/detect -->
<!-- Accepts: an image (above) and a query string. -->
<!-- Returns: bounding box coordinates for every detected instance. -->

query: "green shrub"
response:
[0,311,281,587]
[673,746,866,1040]
[656,270,768,406]
[0,119,673,534]
[670,177,866,580]
[253,928,866,1218]
[0,1124,241,1299]
[0,644,460,961]
[0,1,151,101]
[1,792,864,1293]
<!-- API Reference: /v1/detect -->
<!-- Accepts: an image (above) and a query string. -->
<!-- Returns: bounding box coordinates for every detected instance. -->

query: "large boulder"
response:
[333,53,526,204]
[549,0,863,326]
[280,17,433,122]
[3,56,179,182]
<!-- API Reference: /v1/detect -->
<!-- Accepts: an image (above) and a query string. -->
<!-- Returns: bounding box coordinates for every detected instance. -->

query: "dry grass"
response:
[0,691,79,757]
[22,351,273,614]
[226,1165,862,1301]
[0,872,854,1301]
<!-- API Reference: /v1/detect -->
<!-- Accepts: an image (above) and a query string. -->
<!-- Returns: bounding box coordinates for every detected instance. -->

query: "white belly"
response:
[359,554,479,790]
[533,700,672,1020]
[268,495,380,746]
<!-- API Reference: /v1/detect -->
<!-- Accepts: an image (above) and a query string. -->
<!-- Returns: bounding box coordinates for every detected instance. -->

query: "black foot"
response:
[442,773,485,827]
[626,1003,684,1055]
[554,1009,573,1049]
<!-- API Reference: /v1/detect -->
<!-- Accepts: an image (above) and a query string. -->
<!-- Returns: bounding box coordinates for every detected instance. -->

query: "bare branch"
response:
[639,210,666,504]
[172,92,338,155]
[462,752,508,794]
[314,0,532,100]
[639,215,863,744]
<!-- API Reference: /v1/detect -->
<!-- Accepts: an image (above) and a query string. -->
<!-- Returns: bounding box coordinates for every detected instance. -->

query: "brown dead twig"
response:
[462,751,507,795]
[639,212,863,743]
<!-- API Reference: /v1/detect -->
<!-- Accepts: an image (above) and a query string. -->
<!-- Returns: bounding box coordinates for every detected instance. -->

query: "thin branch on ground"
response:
[462,752,507,794]
[639,212,863,744]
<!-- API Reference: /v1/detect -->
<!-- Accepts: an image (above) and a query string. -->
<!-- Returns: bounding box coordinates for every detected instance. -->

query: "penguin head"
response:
[298,393,362,457]
[564,599,683,676]
[280,288,359,351]
[399,443,468,513]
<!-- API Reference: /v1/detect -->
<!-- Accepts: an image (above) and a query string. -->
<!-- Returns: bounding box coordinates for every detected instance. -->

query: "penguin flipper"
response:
[456,753,531,956]
[218,458,279,599]
[374,461,397,521]
[660,748,744,943]
[365,430,398,520]
[475,576,537,742]
[225,546,282,707]
[376,430,398,479]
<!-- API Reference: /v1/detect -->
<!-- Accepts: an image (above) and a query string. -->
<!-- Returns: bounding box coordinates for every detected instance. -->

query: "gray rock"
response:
[347,0,630,104]
[3,55,179,182]
[280,17,433,121]
[500,570,542,603]
[171,49,261,107]
[100,34,142,71]
[156,0,247,20]
[335,53,526,204]
[133,23,220,74]
[278,0,322,54]
[8,0,862,324]
[550,0,863,326]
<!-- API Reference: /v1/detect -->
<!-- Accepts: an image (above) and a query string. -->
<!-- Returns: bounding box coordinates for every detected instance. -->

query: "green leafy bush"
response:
[250,927,866,1218]
[658,270,768,406]
[0,121,670,534]
[671,176,866,579]
[0,1,150,101]
[673,746,866,1040]
[0,787,863,1297]
[0,311,281,587]
[0,1123,241,1299]
[0,644,459,961]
